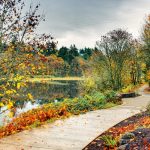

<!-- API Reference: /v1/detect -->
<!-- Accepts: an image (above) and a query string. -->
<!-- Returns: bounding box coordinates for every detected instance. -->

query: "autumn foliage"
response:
[0,104,68,138]
[84,113,150,149]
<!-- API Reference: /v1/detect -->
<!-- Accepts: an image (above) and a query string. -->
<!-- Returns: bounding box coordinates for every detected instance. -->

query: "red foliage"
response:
[0,105,68,138]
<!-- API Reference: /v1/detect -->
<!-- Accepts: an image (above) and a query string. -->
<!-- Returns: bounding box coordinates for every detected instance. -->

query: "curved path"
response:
[0,85,150,150]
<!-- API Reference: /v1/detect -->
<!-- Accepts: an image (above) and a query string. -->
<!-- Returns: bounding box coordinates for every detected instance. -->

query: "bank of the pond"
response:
[27,77,85,82]
[0,98,66,126]
[0,91,122,139]
[0,101,40,126]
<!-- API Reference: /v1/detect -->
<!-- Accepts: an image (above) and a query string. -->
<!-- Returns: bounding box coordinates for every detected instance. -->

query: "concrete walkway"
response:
[0,87,150,150]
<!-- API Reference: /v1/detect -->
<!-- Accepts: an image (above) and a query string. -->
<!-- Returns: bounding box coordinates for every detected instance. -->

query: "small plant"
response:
[101,135,118,148]
[146,103,150,114]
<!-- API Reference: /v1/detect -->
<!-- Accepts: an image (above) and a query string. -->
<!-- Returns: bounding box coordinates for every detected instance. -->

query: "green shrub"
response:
[89,92,107,108]
[64,97,93,114]
[91,91,106,101]
[105,90,116,100]
[104,90,122,104]
[146,103,150,114]
[63,92,109,114]
[101,135,117,148]
[63,90,122,115]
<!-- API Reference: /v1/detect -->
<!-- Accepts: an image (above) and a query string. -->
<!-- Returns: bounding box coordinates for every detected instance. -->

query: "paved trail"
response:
[0,86,150,150]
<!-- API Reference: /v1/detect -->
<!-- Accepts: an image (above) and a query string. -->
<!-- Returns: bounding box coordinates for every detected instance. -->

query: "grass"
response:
[27,76,85,83]
[101,135,118,148]
[26,80,69,85]
[0,76,85,84]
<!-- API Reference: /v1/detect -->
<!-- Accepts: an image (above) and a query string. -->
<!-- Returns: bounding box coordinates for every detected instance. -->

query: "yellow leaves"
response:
[27,93,33,100]
[147,70,150,80]
[7,101,14,109]
[0,85,6,91]
[13,74,24,82]
[83,77,97,93]
[26,53,33,58]
[121,85,134,93]
[141,63,146,70]
[8,111,14,118]
[0,93,4,97]
[17,82,26,90]
[18,63,26,69]
[5,90,13,95]
[32,66,36,71]
[5,89,16,95]
[40,49,44,53]
[0,102,4,107]
[17,83,21,90]
[6,82,10,86]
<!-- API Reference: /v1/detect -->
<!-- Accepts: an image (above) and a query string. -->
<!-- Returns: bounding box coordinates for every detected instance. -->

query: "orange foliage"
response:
[100,115,150,149]
[0,105,68,138]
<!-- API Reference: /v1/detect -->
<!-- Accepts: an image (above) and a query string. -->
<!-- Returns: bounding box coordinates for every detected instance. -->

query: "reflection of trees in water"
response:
[19,81,79,100]
[0,81,79,109]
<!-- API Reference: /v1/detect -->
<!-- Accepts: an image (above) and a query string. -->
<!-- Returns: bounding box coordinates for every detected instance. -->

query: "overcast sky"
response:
[25,0,150,48]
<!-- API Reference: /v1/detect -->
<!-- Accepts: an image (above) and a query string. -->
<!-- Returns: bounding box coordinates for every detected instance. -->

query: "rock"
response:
[120,139,131,145]
[121,133,135,140]
[121,92,136,98]
[118,144,128,150]
[119,133,135,145]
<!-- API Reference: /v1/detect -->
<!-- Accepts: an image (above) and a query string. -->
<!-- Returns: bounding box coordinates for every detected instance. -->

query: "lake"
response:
[0,80,81,126]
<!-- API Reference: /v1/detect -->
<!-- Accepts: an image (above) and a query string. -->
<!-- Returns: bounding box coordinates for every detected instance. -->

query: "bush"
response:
[64,91,121,114]
[80,77,97,94]
[104,90,122,104]
[105,90,116,100]
[65,97,92,114]
[147,103,150,114]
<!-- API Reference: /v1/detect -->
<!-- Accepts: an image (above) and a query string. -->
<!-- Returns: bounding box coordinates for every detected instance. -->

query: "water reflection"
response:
[20,81,79,100]
[0,80,80,126]
[0,101,40,126]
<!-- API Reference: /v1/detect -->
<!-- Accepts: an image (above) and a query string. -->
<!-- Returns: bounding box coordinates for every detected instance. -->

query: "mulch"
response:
[83,112,150,150]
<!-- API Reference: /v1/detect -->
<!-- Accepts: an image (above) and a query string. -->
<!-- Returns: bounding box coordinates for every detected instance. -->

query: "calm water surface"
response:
[0,80,80,126]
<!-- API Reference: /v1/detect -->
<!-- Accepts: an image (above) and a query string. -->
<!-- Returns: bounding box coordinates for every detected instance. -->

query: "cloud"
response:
[25,0,150,48]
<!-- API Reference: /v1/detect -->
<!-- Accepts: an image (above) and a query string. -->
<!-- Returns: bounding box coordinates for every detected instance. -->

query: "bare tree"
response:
[96,29,133,90]
[0,0,45,52]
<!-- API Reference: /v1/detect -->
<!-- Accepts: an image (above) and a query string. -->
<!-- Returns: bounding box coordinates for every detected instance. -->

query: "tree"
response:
[46,55,64,76]
[42,41,58,56]
[80,47,92,60]
[58,45,79,64]
[70,57,82,76]
[69,44,79,59]
[0,0,54,113]
[58,46,69,62]
[0,0,56,76]
[128,41,142,85]
[96,29,133,90]
[142,15,150,85]
[0,0,45,51]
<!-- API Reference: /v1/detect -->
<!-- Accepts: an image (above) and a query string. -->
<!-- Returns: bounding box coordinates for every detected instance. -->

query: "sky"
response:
[25,0,150,48]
